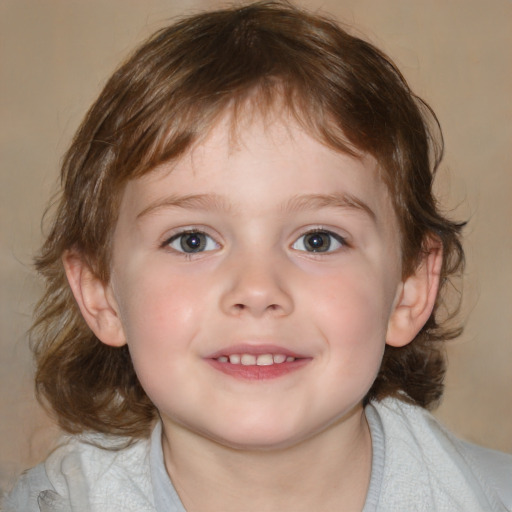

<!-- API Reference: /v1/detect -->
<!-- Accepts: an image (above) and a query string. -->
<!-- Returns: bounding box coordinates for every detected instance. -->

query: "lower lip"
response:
[206,358,310,380]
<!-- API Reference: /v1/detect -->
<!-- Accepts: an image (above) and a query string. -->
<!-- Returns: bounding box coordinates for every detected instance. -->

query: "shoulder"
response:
[366,397,512,511]
[2,463,52,512]
[3,432,155,512]
[460,440,512,508]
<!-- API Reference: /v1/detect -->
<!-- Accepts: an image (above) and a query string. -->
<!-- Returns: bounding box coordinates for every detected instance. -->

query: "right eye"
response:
[166,231,219,254]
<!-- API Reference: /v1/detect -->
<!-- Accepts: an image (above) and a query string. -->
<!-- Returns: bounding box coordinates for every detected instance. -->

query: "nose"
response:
[219,253,294,318]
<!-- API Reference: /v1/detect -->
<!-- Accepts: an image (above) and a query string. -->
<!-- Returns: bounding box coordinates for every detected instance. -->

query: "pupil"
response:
[306,232,330,252]
[182,233,204,252]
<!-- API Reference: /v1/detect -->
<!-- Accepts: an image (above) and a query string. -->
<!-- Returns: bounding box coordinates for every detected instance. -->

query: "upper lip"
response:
[206,343,308,359]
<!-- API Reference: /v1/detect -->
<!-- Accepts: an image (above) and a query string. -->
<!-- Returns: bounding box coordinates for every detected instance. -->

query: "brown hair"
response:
[32,1,464,438]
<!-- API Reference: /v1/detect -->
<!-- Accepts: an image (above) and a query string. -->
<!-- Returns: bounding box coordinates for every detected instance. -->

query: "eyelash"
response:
[291,229,348,254]
[161,227,348,257]
[162,229,219,255]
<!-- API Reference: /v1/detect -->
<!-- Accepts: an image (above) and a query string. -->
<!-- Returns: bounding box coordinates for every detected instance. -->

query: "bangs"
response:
[126,78,359,180]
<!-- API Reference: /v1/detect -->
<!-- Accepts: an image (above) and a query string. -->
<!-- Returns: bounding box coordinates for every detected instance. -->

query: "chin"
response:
[201,417,325,452]
[213,432,305,452]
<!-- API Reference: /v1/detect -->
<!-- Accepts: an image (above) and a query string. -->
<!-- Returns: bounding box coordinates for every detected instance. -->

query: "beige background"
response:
[1,0,511,494]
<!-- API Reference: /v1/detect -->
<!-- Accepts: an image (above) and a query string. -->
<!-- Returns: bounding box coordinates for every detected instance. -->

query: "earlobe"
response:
[386,241,443,348]
[62,251,126,347]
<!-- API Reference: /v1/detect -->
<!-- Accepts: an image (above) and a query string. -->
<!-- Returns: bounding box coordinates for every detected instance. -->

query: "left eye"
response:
[292,230,345,253]
[167,231,219,254]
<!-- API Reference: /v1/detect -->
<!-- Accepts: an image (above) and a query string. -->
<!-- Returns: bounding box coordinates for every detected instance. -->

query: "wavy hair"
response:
[32,1,465,438]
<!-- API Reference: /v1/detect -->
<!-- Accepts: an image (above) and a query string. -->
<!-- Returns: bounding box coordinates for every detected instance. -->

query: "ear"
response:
[386,240,443,348]
[62,250,126,347]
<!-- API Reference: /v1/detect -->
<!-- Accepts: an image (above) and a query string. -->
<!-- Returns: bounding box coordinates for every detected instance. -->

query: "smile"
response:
[216,354,295,365]
[207,346,309,380]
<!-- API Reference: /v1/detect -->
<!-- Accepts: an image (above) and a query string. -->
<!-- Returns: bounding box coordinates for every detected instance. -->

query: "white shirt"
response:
[4,398,512,511]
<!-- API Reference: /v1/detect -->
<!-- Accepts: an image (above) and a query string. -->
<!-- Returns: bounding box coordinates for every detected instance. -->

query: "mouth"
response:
[206,345,310,380]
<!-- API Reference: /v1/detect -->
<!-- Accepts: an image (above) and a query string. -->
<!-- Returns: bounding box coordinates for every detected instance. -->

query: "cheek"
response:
[113,267,213,401]
[114,265,212,354]
[310,268,392,361]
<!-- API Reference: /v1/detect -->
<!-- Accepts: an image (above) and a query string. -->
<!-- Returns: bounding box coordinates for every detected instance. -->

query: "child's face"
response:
[107,111,404,449]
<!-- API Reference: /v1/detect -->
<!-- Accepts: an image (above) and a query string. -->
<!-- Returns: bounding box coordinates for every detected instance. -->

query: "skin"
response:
[65,109,442,511]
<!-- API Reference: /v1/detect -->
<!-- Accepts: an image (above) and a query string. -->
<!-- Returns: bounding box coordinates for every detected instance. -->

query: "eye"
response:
[166,231,219,254]
[292,230,346,253]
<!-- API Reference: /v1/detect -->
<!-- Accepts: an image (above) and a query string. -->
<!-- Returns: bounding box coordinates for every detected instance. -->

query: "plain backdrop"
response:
[1,0,511,494]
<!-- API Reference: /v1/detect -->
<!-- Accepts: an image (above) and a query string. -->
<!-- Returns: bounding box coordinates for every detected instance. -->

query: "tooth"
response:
[217,356,228,363]
[241,354,256,365]
[286,356,295,362]
[273,354,286,364]
[256,354,273,366]
[229,354,241,364]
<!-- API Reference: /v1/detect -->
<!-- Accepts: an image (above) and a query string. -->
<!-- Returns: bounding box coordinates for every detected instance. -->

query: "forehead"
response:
[120,110,395,225]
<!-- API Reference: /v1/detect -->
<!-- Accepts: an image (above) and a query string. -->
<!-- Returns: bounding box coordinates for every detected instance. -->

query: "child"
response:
[4,1,512,511]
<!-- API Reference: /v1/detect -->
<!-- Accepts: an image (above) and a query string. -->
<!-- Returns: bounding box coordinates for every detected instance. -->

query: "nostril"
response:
[233,303,279,312]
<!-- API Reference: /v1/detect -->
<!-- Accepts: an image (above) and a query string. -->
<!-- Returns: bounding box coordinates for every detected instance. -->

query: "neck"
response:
[161,405,372,512]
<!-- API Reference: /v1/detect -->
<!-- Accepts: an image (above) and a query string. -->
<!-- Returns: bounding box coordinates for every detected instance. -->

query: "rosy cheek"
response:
[317,275,385,341]
[128,269,204,335]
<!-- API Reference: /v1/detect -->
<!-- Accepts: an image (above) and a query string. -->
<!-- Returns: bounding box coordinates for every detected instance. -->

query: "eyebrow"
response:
[136,193,232,220]
[136,192,376,221]
[283,193,376,221]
